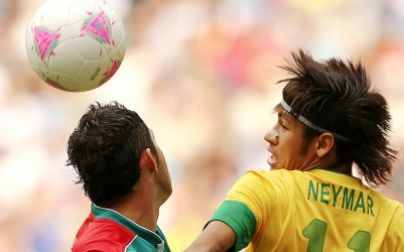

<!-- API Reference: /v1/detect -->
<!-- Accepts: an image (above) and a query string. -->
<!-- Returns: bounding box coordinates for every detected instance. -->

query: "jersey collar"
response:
[91,203,165,246]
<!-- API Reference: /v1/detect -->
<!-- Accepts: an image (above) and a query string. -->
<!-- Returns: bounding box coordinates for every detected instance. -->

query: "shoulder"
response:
[232,169,303,193]
[72,218,137,252]
[381,201,404,250]
[226,169,301,208]
[389,201,404,228]
[245,168,302,178]
[240,169,302,188]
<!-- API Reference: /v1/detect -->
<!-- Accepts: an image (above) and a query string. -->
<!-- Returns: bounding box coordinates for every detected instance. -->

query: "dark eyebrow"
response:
[278,109,297,126]
[277,111,288,124]
[273,103,294,125]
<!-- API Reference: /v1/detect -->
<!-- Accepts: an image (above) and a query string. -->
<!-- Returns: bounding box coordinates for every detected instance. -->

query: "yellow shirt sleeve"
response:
[380,204,404,251]
[209,170,285,251]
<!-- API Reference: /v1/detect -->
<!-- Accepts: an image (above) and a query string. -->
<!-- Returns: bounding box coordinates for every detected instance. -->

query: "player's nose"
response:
[264,128,279,145]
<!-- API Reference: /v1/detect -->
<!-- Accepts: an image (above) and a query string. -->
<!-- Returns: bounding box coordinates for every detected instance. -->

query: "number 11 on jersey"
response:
[302,219,371,252]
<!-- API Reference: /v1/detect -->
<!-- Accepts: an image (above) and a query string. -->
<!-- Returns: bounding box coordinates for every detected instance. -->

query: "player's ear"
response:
[139,148,157,172]
[315,133,335,158]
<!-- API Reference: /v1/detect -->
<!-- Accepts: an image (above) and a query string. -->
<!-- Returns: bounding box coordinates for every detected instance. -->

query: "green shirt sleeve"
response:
[207,200,257,251]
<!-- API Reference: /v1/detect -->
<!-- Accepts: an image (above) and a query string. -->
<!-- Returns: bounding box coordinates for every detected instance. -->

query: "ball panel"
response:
[47,39,85,75]
[71,36,108,61]
[47,71,99,92]
[76,59,111,87]
[45,72,80,91]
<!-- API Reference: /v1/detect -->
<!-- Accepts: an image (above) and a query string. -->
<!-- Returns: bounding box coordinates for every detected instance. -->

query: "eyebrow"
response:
[277,110,286,120]
[276,109,294,127]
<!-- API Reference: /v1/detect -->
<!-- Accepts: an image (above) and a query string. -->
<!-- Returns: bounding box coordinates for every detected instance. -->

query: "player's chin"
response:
[268,162,281,170]
[267,156,278,169]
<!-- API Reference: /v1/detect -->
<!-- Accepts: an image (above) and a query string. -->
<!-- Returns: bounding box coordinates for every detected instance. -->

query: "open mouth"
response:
[267,149,277,167]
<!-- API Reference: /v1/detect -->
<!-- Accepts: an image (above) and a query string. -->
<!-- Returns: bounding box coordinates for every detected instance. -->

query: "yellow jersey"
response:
[209,169,404,252]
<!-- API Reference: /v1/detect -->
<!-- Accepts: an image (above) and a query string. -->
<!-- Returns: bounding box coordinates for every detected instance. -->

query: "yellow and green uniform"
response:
[209,169,404,252]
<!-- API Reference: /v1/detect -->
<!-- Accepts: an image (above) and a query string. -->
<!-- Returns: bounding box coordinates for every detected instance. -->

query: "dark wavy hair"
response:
[279,50,397,186]
[67,102,156,207]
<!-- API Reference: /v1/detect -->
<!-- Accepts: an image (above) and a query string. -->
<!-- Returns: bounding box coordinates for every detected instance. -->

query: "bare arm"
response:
[184,221,236,252]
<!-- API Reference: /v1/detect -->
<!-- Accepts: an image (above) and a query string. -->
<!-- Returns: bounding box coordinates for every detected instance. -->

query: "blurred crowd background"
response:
[0,0,403,251]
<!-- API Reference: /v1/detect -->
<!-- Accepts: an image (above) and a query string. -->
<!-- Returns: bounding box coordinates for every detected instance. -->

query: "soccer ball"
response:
[25,0,127,92]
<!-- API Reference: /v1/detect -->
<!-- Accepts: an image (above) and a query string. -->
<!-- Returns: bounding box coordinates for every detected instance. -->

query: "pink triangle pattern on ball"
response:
[81,11,112,45]
[33,27,60,61]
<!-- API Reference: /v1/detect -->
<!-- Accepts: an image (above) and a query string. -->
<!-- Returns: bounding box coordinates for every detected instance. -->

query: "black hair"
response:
[67,102,156,207]
[279,50,397,185]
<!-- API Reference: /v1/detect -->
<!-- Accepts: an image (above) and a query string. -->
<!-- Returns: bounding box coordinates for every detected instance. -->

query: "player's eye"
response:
[277,117,288,130]
[277,112,289,130]
[279,120,288,129]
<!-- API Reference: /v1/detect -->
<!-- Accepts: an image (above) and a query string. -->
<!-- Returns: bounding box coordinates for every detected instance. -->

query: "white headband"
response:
[280,99,350,142]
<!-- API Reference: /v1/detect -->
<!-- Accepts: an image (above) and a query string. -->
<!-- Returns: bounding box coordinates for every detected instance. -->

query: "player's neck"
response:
[112,186,160,232]
[303,150,352,176]
[323,162,352,176]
